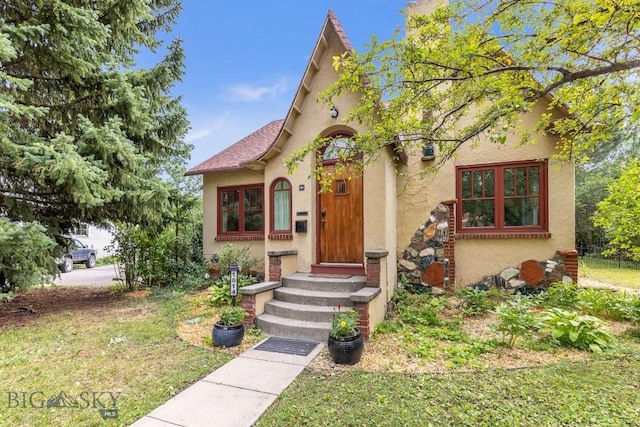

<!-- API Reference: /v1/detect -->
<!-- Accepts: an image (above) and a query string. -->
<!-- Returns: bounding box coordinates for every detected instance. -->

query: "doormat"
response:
[254,337,319,356]
[309,274,352,279]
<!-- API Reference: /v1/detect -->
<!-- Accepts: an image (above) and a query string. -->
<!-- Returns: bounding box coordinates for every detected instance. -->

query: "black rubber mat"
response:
[254,337,319,356]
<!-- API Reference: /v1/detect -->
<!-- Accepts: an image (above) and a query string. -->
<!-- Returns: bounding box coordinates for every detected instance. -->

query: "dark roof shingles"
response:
[185,119,284,176]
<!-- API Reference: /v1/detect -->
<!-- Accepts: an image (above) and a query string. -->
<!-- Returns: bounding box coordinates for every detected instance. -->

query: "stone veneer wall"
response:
[469,252,577,293]
[397,201,578,293]
[398,202,452,292]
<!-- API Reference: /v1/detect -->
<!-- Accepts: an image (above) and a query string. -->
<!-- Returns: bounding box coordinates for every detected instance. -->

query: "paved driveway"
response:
[52,264,120,287]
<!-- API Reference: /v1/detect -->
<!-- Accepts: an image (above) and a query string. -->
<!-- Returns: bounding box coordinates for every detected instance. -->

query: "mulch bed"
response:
[0,287,126,329]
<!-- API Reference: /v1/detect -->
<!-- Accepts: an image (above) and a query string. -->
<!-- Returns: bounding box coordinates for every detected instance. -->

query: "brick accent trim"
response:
[215,235,265,241]
[456,232,551,239]
[557,249,579,283]
[268,233,293,240]
[240,295,256,327]
[268,254,282,282]
[366,257,380,287]
[442,200,456,287]
[354,302,370,339]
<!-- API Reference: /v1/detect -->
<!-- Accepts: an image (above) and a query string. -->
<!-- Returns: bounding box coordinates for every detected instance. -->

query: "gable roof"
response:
[243,10,354,170]
[184,119,284,176]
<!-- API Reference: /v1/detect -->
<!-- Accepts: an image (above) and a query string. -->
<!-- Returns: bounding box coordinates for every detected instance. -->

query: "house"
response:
[185,1,576,340]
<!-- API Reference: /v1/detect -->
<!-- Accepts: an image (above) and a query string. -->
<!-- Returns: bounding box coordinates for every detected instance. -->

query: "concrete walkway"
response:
[130,340,323,427]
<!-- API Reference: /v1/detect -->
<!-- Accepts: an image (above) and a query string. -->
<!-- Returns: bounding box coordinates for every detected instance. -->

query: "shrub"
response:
[217,306,247,325]
[214,243,260,276]
[539,308,616,353]
[399,295,448,327]
[577,288,634,321]
[539,281,579,309]
[206,274,257,307]
[459,287,501,315]
[493,297,538,348]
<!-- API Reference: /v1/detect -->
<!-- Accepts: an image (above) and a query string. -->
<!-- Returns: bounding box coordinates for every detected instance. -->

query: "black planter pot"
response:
[212,322,244,347]
[327,328,364,365]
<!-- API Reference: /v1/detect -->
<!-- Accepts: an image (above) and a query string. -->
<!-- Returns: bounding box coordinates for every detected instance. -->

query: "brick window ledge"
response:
[215,235,264,241]
[455,232,551,240]
[268,233,293,240]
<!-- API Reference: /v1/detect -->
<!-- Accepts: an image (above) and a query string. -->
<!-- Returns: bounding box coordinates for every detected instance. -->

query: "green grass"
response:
[0,294,231,427]
[257,360,640,426]
[258,288,640,426]
[580,262,640,289]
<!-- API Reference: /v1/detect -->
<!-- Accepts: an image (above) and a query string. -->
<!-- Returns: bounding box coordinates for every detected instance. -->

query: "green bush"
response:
[206,274,257,307]
[540,281,579,309]
[217,306,247,325]
[399,295,448,327]
[539,308,616,353]
[493,297,538,348]
[213,243,260,276]
[459,287,502,315]
[577,288,634,321]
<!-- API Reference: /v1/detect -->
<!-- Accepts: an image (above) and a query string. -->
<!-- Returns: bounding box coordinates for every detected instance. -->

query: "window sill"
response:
[215,235,264,241]
[268,233,293,240]
[455,232,551,240]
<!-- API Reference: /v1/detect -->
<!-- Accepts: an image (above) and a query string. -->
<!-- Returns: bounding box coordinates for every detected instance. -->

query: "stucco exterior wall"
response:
[262,26,376,274]
[202,171,266,267]
[396,99,575,287]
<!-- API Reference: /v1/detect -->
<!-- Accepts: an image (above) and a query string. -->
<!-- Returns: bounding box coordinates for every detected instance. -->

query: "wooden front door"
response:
[317,164,364,264]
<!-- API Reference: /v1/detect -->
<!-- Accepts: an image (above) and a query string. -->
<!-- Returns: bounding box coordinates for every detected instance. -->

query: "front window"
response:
[218,185,263,234]
[271,178,291,233]
[457,160,547,232]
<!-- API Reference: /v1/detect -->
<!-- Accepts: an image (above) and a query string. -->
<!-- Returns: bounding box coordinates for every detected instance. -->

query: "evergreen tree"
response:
[0,0,190,290]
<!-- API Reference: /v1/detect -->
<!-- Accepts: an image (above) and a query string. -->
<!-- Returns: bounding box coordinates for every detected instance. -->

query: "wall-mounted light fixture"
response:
[329,106,339,118]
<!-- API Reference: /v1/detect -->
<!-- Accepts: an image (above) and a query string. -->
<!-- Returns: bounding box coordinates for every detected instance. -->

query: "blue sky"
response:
[162,1,411,168]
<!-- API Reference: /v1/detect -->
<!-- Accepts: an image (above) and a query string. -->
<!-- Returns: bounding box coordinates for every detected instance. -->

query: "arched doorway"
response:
[314,134,364,275]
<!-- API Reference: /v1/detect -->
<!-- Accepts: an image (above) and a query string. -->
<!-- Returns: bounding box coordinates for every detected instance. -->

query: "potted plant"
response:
[327,305,364,365]
[212,306,247,347]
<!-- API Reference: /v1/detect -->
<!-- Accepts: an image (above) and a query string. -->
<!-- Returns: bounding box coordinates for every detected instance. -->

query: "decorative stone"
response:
[562,275,573,284]
[434,228,449,243]
[420,256,433,269]
[429,215,437,223]
[418,224,426,231]
[500,268,520,282]
[437,203,448,213]
[423,223,436,240]
[545,260,558,273]
[414,241,428,252]
[508,279,526,289]
[419,247,435,257]
[430,286,445,296]
[520,260,545,287]
[405,247,419,258]
[399,259,418,271]
[436,221,448,230]
[421,262,445,288]
[435,248,445,259]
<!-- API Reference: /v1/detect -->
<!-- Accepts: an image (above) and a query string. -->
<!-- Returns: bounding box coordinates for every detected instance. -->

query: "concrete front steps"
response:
[255,272,366,342]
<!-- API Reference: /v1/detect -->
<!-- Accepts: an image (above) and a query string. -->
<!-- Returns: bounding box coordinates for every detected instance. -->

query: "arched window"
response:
[271,178,292,233]
[321,134,359,162]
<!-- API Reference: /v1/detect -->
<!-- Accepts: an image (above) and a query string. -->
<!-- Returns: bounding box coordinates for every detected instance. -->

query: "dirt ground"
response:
[0,287,127,329]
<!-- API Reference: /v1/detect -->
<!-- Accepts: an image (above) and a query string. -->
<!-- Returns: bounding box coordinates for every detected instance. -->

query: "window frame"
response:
[456,159,548,234]
[217,184,264,236]
[269,178,292,235]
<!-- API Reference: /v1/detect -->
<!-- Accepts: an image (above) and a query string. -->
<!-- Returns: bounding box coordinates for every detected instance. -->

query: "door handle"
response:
[321,209,326,228]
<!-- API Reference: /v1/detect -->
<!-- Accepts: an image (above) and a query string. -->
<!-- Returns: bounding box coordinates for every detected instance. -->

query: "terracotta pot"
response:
[327,328,364,365]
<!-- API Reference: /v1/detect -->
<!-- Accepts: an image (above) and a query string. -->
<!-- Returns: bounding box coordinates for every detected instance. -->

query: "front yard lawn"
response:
[258,283,640,426]
[0,287,236,427]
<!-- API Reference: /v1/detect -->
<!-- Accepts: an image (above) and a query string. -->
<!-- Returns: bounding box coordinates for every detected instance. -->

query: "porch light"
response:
[329,107,339,118]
